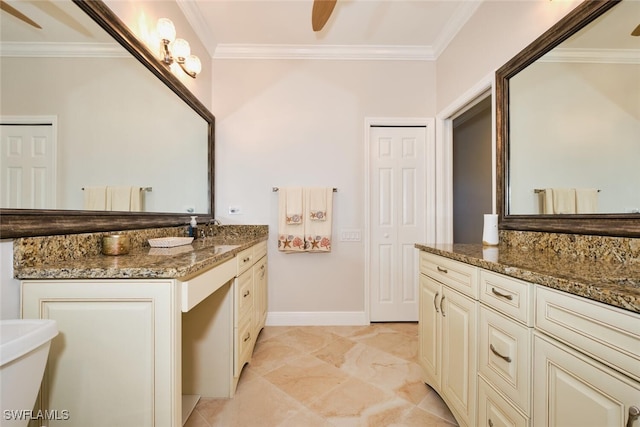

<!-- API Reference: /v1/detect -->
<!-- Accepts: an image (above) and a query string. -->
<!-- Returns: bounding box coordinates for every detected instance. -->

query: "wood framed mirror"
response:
[496,0,640,237]
[0,0,215,238]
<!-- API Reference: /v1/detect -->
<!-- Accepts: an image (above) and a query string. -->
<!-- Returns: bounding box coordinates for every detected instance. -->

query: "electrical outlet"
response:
[340,229,361,242]
[228,206,242,215]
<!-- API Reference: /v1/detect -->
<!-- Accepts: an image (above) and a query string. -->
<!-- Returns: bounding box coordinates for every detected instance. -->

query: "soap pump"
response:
[189,216,198,239]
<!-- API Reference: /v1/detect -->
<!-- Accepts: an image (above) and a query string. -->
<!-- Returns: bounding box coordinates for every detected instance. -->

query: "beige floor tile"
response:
[263,353,350,405]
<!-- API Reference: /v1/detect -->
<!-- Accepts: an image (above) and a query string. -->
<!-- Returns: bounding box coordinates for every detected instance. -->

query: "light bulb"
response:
[172,38,191,61]
[156,18,176,42]
[184,55,202,76]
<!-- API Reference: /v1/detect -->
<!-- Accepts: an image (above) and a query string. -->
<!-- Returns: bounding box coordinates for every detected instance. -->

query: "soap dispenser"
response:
[189,216,198,239]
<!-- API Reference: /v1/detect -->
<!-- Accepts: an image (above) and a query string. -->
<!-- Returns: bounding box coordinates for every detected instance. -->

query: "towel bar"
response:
[82,187,152,191]
[272,187,337,192]
[534,188,600,193]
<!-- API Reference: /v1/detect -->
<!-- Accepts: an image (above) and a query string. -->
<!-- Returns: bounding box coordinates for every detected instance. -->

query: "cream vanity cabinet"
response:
[477,270,534,427]
[22,241,268,427]
[418,252,478,427]
[533,286,640,427]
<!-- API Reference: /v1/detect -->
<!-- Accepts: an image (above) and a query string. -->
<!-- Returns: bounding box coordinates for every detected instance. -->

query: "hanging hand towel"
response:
[552,188,576,214]
[108,186,133,211]
[83,186,107,210]
[304,187,333,252]
[278,187,306,252]
[575,188,598,214]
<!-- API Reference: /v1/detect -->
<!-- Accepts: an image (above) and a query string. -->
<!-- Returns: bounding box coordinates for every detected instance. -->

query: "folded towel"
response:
[278,187,305,252]
[129,187,143,212]
[83,186,107,210]
[576,188,598,214]
[541,189,554,214]
[285,187,303,225]
[552,188,576,214]
[309,187,328,221]
[108,186,133,211]
[305,187,333,252]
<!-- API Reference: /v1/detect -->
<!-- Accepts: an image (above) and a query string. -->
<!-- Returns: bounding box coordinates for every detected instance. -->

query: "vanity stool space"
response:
[417,247,640,427]
[21,240,268,427]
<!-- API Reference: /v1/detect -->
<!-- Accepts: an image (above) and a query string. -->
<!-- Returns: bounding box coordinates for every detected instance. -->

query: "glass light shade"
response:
[184,55,202,76]
[156,18,176,42]
[172,38,191,60]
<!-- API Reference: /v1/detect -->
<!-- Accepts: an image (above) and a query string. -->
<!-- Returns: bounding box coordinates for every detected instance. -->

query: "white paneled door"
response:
[369,125,427,321]
[0,121,56,209]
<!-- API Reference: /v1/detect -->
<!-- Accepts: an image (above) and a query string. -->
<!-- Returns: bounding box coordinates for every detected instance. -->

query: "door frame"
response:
[364,117,435,323]
[435,74,494,244]
[0,115,58,209]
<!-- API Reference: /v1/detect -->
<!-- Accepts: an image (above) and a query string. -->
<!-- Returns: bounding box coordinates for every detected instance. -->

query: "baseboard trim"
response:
[265,311,368,326]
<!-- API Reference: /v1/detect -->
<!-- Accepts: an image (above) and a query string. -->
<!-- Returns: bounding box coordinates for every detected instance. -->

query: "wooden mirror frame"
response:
[0,0,215,239]
[496,0,639,238]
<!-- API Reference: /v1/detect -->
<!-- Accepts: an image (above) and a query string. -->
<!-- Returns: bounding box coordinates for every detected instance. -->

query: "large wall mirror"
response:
[497,0,640,237]
[0,0,214,238]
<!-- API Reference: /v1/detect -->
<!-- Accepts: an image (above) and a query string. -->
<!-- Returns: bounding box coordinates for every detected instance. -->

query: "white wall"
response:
[436,0,581,112]
[212,59,435,322]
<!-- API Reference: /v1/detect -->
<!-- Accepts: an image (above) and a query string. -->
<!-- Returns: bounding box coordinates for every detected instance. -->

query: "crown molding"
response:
[540,48,640,64]
[176,0,216,58]
[0,42,127,58]
[432,0,483,58]
[213,44,435,60]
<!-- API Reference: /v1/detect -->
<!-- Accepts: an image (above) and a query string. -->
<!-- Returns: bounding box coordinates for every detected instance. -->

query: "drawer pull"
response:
[627,406,640,427]
[243,332,251,343]
[490,344,512,363]
[433,292,440,313]
[488,420,494,427]
[436,266,448,274]
[491,287,513,300]
[243,257,251,263]
[243,290,250,298]
[440,295,446,317]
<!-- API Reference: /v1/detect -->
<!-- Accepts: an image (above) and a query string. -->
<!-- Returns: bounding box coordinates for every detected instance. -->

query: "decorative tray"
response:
[148,237,194,248]
[148,245,194,256]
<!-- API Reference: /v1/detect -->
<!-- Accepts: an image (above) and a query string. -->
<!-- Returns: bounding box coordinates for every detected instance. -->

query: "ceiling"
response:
[177,0,483,60]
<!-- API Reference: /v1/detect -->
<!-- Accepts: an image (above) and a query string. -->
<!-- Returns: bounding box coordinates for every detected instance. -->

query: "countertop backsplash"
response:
[500,230,640,263]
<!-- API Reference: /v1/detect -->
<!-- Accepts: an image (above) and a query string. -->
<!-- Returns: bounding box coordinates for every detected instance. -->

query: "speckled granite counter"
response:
[14,225,268,280]
[415,243,640,314]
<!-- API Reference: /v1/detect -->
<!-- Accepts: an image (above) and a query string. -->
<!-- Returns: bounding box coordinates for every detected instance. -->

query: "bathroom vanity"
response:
[18,231,267,427]
[416,243,640,427]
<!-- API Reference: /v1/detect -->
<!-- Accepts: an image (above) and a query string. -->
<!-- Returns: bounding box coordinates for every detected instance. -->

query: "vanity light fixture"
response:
[156,18,202,78]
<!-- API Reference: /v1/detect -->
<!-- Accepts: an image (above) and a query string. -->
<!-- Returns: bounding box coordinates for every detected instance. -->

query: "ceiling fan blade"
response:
[0,0,41,29]
[632,23,640,36]
[312,0,337,32]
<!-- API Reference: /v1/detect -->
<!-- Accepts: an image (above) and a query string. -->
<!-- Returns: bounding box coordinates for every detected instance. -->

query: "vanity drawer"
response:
[236,247,254,275]
[478,376,529,427]
[180,257,236,312]
[480,271,533,326]
[479,306,532,414]
[234,269,254,324]
[234,316,254,377]
[535,286,640,382]
[419,252,478,298]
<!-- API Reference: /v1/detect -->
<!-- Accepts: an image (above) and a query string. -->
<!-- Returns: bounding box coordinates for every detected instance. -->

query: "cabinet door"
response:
[533,333,640,427]
[419,274,441,386]
[21,280,180,427]
[441,287,477,427]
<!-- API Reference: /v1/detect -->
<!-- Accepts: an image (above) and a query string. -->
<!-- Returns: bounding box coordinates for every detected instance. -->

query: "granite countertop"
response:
[15,236,267,280]
[415,243,640,314]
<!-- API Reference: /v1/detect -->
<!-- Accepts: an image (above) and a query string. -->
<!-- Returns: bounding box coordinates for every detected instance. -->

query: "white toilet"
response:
[0,319,58,427]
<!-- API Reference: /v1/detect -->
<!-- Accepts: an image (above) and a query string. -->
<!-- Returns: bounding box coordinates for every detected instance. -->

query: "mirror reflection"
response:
[0,0,209,214]
[507,0,639,215]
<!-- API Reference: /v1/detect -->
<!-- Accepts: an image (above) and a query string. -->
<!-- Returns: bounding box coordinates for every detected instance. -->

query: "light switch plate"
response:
[340,229,361,242]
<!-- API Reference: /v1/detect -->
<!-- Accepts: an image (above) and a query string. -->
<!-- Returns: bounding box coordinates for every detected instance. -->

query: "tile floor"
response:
[184,322,459,427]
